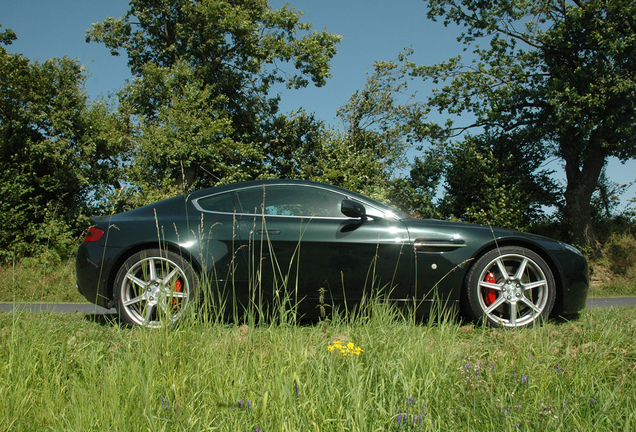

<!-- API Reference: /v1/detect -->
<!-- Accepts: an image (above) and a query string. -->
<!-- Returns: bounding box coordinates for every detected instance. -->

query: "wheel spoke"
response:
[520,295,542,313]
[162,268,179,285]
[157,298,168,315]
[495,258,508,279]
[147,258,157,281]
[512,258,529,281]
[509,301,518,326]
[485,295,507,314]
[479,280,502,291]
[123,294,145,307]
[143,303,155,324]
[169,290,188,298]
[126,273,147,290]
[523,280,546,291]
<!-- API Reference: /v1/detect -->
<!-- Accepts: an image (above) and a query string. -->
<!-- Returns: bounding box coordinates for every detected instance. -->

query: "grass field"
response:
[1,240,635,430]
[1,304,635,431]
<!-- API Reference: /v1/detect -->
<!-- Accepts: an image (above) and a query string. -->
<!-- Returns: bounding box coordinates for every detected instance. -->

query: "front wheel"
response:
[114,249,198,327]
[465,246,556,328]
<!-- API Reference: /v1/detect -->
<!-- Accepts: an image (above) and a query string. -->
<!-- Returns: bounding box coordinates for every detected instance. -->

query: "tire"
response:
[465,246,556,328]
[113,249,198,327]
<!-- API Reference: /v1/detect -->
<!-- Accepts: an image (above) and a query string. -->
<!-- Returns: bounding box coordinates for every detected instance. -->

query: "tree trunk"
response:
[562,143,606,252]
[563,181,598,250]
[177,163,197,192]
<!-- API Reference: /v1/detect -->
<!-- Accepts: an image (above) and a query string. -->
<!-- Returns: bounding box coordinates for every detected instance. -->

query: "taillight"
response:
[84,227,104,242]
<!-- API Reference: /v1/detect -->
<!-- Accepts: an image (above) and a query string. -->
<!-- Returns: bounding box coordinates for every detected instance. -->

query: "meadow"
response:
[1,233,635,431]
[1,302,635,431]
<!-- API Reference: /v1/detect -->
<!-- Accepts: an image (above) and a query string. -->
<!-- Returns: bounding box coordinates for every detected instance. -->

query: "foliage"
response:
[336,53,425,181]
[0,29,122,261]
[407,0,636,249]
[588,232,636,297]
[264,98,417,203]
[430,133,558,229]
[389,155,444,219]
[590,170,633,225]
[87,0,341,203]
[118,61,262,207]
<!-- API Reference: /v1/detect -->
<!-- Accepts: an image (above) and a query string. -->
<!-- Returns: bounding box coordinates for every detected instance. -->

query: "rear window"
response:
[195,192,240,213]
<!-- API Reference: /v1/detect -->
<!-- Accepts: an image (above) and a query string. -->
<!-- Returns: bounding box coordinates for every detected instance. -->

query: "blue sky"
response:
[2,0,634,208]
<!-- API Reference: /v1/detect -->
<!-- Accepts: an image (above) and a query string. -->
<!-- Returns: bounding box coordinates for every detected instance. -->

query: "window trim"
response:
[192,184,399,220]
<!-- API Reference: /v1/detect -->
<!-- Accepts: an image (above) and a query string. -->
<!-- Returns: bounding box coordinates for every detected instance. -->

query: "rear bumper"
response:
[75,242,116,309]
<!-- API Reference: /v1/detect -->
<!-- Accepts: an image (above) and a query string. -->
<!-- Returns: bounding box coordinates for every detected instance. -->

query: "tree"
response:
[264,108,402,202]
[87,0,341,200]
[335,54,428,201]
[437,133,558,229]
[411,0,636,249]
[0,27,122,259]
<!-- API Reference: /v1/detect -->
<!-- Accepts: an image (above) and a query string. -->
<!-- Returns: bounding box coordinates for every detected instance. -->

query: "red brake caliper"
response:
[172,279,182,310]
[484,272,497,306]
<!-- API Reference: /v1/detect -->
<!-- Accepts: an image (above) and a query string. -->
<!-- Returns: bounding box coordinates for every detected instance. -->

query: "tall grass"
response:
[1,303,635,431]
[0,253,83,303]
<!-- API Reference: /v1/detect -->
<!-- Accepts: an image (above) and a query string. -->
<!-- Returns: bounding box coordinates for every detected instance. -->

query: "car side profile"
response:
[76,180,589,328]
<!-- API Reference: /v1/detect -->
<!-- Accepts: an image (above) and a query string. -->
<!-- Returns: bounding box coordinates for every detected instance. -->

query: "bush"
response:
[589,233,636,297]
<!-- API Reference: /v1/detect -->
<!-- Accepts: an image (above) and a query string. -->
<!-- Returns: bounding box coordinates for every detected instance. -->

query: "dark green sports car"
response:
[76,179,589,328]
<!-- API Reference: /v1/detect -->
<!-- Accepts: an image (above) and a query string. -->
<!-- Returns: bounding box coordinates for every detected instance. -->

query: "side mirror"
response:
[341,199,366,219]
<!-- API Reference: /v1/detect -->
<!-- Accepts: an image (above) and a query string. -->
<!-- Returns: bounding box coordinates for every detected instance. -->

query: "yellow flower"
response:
[328,340,363,357]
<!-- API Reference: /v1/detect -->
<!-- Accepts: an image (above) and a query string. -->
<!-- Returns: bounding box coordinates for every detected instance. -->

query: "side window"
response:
[236,185,346,218]
[195,191,240,213]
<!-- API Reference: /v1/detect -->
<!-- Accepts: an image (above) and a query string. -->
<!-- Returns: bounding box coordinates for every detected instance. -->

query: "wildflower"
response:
[407,397,415,406]
[556,364,564,374]
[397,413,406,427]
[502,407,510,415]
[465,362,471,371]
[247,399,251,410]
[238,399,243,409]
[294,381,300,399]
[520,374,528,384]
[327,340,363,357]
[590,397,596,406]
[161,396,170,409]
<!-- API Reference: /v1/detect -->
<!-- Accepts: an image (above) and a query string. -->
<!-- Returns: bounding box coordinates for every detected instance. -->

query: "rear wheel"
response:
[465,246,555,328]
[114,249,198,327]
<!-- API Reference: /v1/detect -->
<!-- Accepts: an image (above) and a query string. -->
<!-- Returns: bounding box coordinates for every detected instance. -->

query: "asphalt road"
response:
[1,297,636,314]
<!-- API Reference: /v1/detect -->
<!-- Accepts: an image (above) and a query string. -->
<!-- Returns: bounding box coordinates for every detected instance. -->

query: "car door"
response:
[234,184,411,314]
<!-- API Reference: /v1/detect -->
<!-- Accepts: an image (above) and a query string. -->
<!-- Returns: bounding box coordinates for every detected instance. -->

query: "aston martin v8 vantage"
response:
[76,180,588,327]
